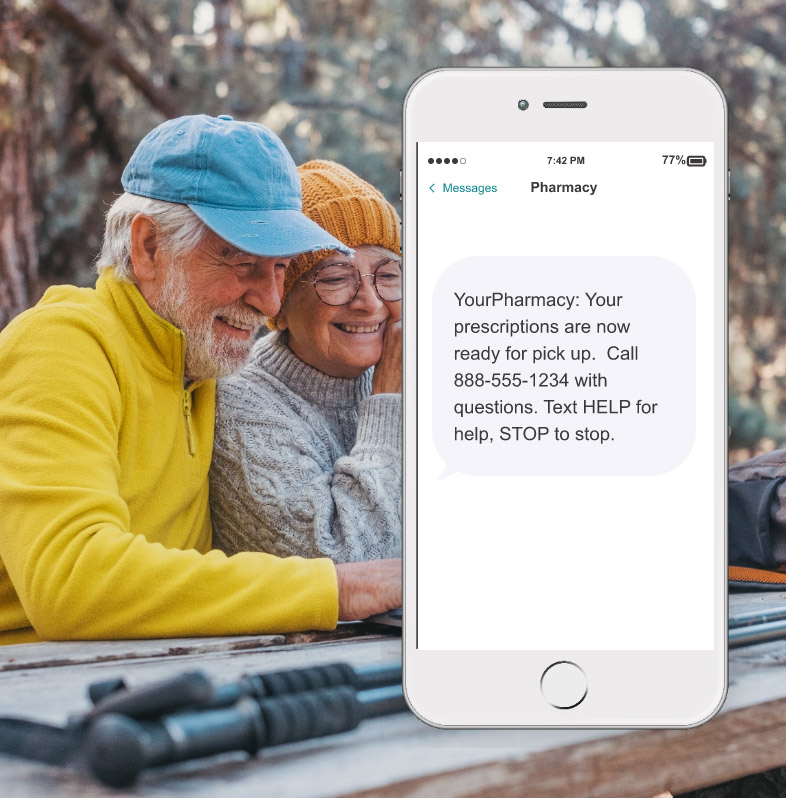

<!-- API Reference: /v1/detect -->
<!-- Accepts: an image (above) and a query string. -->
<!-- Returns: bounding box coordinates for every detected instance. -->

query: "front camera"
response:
[517,99,529,111]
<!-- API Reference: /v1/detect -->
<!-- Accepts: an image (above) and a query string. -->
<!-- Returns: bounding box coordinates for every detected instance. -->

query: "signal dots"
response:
[427,157,467,164]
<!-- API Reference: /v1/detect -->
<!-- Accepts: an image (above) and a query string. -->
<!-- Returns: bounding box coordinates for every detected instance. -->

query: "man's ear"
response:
[129,214,160,283]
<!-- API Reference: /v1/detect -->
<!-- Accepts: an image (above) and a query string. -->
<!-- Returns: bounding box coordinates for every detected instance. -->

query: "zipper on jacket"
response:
[182,389,196,456]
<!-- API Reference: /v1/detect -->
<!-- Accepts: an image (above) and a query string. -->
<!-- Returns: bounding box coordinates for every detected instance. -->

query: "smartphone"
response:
[402,69,727,727]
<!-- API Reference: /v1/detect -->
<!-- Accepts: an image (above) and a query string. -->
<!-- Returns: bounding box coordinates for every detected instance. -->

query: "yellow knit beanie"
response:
[270,160,400,328]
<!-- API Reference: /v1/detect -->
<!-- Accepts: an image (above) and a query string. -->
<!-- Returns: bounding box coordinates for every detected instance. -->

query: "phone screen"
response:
[414,140,716,653]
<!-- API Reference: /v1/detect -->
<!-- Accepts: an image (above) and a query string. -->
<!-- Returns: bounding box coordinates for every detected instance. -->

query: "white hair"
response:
[95,193,209,281]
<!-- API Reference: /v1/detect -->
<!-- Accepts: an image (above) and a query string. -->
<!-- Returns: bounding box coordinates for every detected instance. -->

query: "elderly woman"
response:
[210,161,401,562]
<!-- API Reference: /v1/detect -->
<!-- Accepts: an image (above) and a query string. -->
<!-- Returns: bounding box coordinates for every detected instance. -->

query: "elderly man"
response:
[0,114,401,644]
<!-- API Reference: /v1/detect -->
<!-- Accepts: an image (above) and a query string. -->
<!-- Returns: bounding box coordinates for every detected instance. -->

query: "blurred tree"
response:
[3,0,786,458]
[0,1,40,328]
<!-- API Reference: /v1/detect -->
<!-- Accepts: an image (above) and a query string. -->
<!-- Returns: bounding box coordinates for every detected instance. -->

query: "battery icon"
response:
[686,155,707,167]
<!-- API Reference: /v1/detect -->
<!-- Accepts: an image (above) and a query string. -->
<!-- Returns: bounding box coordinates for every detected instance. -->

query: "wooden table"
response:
[2,594,786,798]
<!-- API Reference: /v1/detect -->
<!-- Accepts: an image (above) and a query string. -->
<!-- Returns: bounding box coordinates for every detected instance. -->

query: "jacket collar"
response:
[97,268,187,389]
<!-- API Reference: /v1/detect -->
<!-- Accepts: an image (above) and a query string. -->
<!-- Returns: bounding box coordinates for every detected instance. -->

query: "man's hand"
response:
[335,559,402,621]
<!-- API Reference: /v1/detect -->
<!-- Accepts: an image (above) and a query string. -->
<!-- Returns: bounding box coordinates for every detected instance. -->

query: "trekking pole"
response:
[0,660,407,787]
[84,661,402,719]
[84,683,407,788]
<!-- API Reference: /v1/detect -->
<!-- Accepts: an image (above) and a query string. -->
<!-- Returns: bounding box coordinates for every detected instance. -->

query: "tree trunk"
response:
[212,0,233,73]
[0,5,41,329]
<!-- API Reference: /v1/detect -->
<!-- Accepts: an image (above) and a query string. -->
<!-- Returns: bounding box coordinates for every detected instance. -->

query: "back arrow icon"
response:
[429,184,435,193]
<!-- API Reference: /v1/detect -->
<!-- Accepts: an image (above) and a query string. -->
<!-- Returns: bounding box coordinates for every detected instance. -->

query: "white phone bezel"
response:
[402,68,727,728]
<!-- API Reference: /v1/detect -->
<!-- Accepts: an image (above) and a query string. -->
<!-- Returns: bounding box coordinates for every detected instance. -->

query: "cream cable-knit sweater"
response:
[209,332,402,562]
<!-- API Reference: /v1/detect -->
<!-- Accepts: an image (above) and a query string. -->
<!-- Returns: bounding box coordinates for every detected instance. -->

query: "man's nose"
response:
[242,260,284,317]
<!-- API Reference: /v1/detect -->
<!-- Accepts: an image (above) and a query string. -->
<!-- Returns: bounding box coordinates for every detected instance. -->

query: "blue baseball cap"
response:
[121,114,352,258]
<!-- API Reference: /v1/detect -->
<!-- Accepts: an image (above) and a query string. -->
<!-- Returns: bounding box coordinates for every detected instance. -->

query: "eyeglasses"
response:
[301,260,402,306]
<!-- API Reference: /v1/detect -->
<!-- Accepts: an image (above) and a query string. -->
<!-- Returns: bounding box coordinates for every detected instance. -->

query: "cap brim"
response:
[188,205,352,258]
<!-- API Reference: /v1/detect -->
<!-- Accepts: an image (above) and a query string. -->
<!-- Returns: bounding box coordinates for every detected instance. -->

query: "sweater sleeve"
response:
[0,311,338,640]
[210,385,402,564]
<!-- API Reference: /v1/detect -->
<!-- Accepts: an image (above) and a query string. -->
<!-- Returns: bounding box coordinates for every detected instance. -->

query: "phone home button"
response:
[540,661,588,709]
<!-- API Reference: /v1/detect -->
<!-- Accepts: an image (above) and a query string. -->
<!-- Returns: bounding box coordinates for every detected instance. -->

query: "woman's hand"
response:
[371,319,402,394]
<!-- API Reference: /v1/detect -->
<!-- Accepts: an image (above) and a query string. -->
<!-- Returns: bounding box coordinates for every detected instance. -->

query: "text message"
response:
[433,256,696,476]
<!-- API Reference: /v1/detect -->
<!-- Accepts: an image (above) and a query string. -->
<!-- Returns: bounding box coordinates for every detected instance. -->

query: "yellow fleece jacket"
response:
[0,269,338,644]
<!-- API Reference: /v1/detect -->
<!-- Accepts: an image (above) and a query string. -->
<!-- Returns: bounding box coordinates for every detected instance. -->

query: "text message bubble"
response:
[433,256,695,476]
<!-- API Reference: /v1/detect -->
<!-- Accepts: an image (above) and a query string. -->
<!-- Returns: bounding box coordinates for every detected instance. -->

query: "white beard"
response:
[152,261,262,380]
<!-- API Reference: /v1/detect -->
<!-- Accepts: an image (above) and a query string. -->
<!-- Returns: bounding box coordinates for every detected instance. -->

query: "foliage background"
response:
[2,0,785,462]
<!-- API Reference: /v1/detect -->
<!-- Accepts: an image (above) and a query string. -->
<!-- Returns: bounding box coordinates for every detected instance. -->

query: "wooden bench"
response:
[0,593,784,797]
